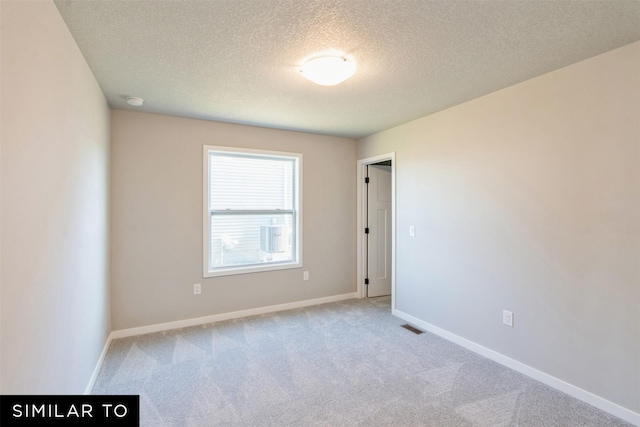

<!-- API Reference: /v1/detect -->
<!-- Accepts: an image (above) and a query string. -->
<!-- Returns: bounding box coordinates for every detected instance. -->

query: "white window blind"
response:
[204,146,301,277]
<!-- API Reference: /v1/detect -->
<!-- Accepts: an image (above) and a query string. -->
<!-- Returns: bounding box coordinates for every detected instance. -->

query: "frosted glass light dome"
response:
[298,56,356,86]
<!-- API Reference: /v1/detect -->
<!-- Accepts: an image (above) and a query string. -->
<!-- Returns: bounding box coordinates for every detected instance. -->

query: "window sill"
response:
[204,261,302,278]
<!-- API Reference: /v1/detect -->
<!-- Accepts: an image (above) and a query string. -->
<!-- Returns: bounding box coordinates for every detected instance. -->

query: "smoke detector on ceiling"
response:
[125,96,144,106]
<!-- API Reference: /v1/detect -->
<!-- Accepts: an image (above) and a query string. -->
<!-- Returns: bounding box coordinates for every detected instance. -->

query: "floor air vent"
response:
[401,324,424,335]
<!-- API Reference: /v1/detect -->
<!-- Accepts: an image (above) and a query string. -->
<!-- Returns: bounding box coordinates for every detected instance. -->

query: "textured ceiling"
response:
[54,0,640,139]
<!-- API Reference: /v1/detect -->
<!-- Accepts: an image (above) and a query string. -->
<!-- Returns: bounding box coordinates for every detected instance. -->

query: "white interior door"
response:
[367,164,392,297]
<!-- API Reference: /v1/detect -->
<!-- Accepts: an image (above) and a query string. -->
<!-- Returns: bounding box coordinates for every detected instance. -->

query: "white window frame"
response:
[203,145,302,278]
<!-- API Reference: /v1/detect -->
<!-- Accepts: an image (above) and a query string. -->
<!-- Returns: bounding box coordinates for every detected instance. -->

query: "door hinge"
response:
[365,227,369,234]
[365,278,370,285]
[365,177,370,184]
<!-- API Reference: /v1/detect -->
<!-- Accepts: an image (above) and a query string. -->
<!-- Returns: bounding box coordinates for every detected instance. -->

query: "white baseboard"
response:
[84,332,113,395]
[111,292,358,339]
[393,309,640,426]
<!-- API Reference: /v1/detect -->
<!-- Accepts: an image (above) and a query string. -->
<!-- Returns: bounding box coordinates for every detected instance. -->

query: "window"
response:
[203,145,302,277]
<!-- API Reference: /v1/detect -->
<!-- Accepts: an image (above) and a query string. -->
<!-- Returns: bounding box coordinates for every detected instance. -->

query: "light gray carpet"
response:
[92,297,631,426]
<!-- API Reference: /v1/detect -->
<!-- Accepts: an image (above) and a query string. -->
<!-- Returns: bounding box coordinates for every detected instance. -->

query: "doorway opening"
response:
[357,153,396,309]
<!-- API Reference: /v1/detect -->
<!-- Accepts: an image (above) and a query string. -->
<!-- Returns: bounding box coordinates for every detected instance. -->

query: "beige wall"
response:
[0,0,111,393]
[358,42,640,413]
[110,111,356,330]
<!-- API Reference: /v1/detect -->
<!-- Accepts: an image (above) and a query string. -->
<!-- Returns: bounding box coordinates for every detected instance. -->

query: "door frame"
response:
[356,153,396,308]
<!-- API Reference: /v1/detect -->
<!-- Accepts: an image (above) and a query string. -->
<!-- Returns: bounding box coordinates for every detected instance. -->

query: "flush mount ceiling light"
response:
[125,96,144,106]
[298,55,356,86]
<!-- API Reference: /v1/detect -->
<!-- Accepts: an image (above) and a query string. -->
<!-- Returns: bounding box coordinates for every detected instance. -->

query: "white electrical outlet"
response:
[194,283,201,295]
[503,310,513,327]
[409,225,416,237]
[303,271,309,281]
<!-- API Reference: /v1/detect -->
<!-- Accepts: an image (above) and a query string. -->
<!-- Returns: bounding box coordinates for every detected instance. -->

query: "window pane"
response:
[210,154,294,210]
[210,213,294,268]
